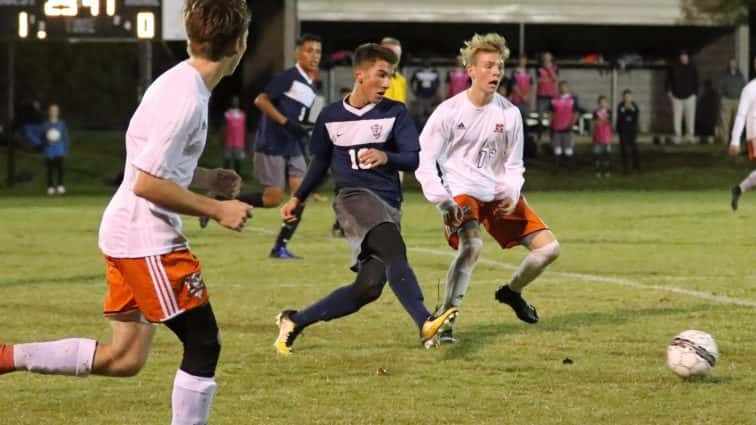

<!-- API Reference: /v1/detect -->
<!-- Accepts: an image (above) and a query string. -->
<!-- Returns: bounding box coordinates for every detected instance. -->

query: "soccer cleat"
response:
[270,246,303,260]
[0,344,15,374]
[199,216,210,229]
[56,185,66,195]
[420,307,459,348]
[495,285,539,324]
[731,186,742,211]
[274,310,302,356]
[438,329,458,345]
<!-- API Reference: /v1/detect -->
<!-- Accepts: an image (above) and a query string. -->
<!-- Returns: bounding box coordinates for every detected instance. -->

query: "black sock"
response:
[273,204,305,250]
[237,192,264,207]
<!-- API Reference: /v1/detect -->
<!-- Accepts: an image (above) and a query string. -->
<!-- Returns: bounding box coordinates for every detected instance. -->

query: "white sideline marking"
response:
[411,247,756,309]
[245,226,756,309]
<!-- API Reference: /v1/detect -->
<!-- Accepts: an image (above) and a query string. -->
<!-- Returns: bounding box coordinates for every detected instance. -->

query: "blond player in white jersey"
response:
[416,34,560,344]
[729,74,756,210]
[0,2,251,423]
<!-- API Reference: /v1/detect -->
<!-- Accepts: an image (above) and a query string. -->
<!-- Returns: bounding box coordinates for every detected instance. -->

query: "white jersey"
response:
[731,79,756,146]
[415,91,524,205]
[99,61,210,258]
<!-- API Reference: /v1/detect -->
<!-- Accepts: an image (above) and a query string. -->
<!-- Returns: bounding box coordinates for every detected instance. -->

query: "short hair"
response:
[184,0,251,62]
[597,95,607,102]
[622,89,632,96]
[558,80,568,87]
[459,33,510,67]
[353,43,398,68]
[381,37,401,47]
[296,33,322,48]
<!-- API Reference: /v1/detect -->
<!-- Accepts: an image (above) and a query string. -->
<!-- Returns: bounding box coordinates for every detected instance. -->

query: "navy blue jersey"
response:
[254,65,316,157]
[295,97,420,208]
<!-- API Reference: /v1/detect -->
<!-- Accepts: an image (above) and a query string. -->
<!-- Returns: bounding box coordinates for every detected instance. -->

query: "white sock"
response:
[13,338,96,376]
[444,234,482,309]
[739,170,756,192]
[172,369,217,425]
[508,241,560,293]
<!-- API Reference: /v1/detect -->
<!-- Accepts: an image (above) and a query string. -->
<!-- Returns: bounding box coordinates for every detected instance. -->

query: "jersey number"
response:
[348,148,369,170]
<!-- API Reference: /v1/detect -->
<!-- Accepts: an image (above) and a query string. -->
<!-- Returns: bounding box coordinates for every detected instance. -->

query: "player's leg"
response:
[602,145,611,176]
[619,133,630,173]
[1,315,154,378]
[592,144,601,176]
[270,156,307,259]
[164,303,221,425]
[495,230,560,323]
[56,157,65,193]
[732,169,756,210]
[237,153,285,208]
[439,221,483,344]
[223,146,233,170]
[552,131,563,169]
[363,222,458,346]
[564,133,575,169]
[275,259,388,355]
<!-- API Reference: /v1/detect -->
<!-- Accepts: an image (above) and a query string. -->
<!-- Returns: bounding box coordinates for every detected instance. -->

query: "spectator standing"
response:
[509,55,534,122]
[617,89,640,173]
[42,104,69,195]
[410,60,441,129]
[222,96,246,174]
[537,52,559,139]
[667,51,699,143]
[718,58,746,144]
[592,96,612,177]
[549,81,580,169]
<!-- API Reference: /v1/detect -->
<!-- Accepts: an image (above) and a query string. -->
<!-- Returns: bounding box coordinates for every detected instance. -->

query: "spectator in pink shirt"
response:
[222,96,246,174]
[537,52,559,139]
[592,95,613,177]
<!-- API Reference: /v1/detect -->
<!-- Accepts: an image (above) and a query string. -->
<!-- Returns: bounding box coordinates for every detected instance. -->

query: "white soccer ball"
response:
[46,128,61,144]
[666,330,719,378]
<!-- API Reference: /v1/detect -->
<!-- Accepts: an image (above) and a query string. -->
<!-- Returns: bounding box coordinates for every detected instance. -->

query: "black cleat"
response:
[731,186,742,211]
[438,329,458,345]
[495,285,539,324]
[199,216,210,229]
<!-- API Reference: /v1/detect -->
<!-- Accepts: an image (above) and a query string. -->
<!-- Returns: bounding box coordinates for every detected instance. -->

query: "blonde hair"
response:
[460,33,510,66]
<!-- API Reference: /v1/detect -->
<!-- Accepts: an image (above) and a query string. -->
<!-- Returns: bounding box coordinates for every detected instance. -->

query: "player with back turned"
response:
[0,2,252,423]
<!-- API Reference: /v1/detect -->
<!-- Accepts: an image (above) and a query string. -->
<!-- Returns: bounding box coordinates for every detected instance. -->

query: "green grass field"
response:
[2,188,756,424]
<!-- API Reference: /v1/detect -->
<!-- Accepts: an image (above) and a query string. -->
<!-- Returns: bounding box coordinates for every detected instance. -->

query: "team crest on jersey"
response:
[494,123,505,133]
[370,124,383,140]
[457,122,466,130]
[183,272,206,299]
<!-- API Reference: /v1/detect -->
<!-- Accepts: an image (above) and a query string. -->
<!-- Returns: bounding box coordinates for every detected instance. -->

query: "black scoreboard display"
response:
[1,0,161,40]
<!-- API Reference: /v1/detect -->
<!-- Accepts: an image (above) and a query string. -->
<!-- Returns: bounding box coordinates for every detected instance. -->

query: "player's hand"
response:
[214,200,252,231]
[281,197,301,223]
[358,149,388,169]
[284,120,309,139]
[208,168,242,199]
[729,144,741,157]
[494,197,516,217]
[440,200,464,228]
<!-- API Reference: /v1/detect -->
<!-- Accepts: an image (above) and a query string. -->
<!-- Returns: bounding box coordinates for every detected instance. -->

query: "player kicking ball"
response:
[0,2,251,423]
[274,43,458,354]
[415,34,560,344]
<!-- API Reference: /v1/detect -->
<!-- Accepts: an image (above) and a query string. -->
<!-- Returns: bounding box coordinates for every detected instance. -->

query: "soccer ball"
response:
[666,330,719,378]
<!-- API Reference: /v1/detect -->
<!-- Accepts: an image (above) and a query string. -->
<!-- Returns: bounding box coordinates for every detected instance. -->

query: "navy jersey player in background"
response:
[235,34,322,259]
[273,43,459,354]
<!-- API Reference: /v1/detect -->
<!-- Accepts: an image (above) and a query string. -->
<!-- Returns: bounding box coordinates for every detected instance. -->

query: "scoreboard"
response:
[0,0,161,40]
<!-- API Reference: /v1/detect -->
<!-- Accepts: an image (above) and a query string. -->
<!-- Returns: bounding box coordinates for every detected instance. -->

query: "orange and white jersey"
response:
[416,91,524,205]
[731,79,756,146]
[99,61,210,258]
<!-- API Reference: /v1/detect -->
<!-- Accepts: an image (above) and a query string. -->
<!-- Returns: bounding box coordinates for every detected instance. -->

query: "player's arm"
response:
[415,105,462,226]
[254,74,308,138]
[282,114,332,221]
[493,110,525,216]
[190,167,241,199]
[133,170,250,231]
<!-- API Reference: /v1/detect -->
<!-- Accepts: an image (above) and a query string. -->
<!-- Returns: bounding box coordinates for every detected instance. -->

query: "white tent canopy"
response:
[298,0,714,26]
